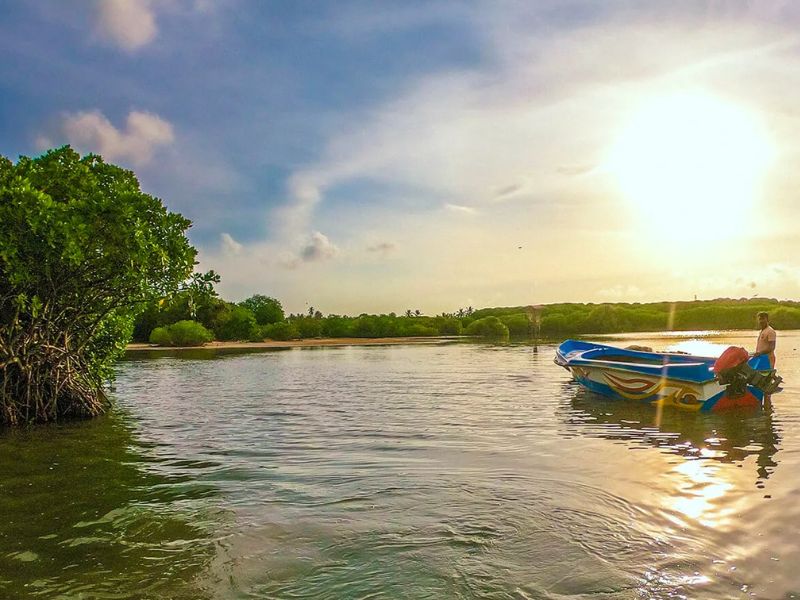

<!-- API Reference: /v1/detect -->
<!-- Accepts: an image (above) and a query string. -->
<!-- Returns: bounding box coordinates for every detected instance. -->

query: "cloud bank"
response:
[39,110,175,166]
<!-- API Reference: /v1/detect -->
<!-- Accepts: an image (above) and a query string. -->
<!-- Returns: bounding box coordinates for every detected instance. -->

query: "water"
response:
[2,332,800,599]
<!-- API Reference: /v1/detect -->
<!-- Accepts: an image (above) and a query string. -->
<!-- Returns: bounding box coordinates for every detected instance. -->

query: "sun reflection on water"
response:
[665,339,729,357]
[667,458,735,529]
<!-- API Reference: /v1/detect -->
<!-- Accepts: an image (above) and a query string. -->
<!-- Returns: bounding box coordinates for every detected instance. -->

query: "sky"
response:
[2,0,800,315]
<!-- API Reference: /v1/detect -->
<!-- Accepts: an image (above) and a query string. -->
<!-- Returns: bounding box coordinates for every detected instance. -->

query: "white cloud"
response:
[220,232,243,256]
[444,203,477,215]
[277,231,340,269]
[300,231,338,262]
[288,173,322,205]
[277,12,800,241]
[367,242,396,254]
[196,5,800,312]
[44,109,175,166]
[95,0,157,51]
[273,173,323,239]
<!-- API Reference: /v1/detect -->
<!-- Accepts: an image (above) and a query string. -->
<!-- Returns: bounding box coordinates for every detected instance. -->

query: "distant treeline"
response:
[133,288,470,345]
[132,285,800,346]
[473,298,800,335]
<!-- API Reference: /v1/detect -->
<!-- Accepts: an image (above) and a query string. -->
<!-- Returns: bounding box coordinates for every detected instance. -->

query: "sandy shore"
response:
[126,336,462,351]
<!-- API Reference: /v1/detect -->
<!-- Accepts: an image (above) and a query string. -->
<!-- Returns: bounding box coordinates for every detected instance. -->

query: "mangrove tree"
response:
[0,147,195,425]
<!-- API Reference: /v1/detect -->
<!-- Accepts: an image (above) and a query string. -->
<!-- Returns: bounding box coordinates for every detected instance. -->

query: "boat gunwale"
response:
[559,345,718,384]
[565,358,718,385]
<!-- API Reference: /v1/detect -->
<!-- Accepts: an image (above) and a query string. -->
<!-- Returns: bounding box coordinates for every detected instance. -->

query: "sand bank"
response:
[126,337,462,351]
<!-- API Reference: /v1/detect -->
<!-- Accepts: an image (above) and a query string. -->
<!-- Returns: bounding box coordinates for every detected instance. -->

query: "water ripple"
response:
[2,336,800,598]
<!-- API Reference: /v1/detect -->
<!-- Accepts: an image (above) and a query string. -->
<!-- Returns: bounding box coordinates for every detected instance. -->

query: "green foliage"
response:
[404,323,438,336]
[465,316,509,339]
[262,321,300,341]
[216,306,259,341]
[148,320,213,347]
[321,315,352,337]
[0,147,196,424]
[500,313,532,337]
[435,317,463,336]
[294,316,323,338]
[476,298,800,336]
[195,296,231,336]
[131,270,221,341]
[149,326,172,346]
[769,307,800,330]
[137,294,800,349]
[239,294,284,325]
[351,315,382,337]
[184,270,221,323]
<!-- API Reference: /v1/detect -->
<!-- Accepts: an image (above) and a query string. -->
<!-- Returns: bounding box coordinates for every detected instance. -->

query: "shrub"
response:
[295,317,323,338]
[404,324,438,336]
[500,313,531,337]
[351,316,378,337]
[149,326,172,346]
[168,320,213,346]
[465,316,509,339]
[149,321,212,347]
[217,306,259,341]
[321,316,352,337]
[247,328,265,342]
[263,321,300,341]
[437,317,463,336]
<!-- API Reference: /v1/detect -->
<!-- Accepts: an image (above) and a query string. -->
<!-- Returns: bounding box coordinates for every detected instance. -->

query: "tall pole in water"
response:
[527,304,543,352]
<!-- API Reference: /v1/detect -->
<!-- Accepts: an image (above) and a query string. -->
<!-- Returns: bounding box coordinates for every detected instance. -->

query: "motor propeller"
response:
[712,346,783,397]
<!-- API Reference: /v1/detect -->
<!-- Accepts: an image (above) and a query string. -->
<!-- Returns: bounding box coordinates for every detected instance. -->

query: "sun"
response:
[607,92,775,241]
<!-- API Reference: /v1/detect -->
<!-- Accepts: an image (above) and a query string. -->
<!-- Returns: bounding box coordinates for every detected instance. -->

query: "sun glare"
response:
[607,92,775,242]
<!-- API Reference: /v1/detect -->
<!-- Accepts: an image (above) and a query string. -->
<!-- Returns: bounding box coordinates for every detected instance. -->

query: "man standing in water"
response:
[754,311,777,368]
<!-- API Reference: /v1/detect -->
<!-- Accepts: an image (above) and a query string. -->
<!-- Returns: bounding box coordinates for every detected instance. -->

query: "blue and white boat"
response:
[555,339,782,412]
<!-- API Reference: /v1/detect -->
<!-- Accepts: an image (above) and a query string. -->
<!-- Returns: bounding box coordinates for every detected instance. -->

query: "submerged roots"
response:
[0,339,109,426]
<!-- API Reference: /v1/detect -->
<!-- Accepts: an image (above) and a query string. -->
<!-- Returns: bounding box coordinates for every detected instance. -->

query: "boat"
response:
[555,339,782,412]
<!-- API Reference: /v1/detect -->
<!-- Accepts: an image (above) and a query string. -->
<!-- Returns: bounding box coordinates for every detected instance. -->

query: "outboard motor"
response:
[712,346,782,398]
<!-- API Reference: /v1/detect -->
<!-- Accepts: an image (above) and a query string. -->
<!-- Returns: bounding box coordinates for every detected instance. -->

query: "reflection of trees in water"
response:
[123,346,293,362]
[0,410,224,598]
[560,384,781,484]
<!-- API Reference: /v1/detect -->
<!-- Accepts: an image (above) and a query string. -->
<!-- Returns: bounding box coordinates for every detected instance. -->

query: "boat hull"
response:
[567,363,762,412]
[556,339,769,412]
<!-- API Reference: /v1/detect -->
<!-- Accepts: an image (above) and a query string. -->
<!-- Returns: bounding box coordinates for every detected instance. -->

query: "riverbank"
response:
[126,336,463,351]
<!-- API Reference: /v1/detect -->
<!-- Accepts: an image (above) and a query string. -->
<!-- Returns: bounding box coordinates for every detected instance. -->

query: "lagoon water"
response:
[2,331,800,599]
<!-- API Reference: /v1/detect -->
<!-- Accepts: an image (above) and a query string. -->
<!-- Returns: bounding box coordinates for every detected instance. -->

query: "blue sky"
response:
[3,1,800,313]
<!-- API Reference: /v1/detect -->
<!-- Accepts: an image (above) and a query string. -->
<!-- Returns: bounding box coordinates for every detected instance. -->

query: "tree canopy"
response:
[0,147,196,424]
[239,294,284,325]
